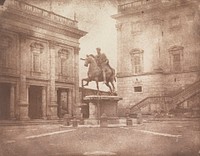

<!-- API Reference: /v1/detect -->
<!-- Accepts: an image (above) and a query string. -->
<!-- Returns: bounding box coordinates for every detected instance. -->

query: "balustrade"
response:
[130,81,200,113]
[8,0,77,28]
[118,0,160,12]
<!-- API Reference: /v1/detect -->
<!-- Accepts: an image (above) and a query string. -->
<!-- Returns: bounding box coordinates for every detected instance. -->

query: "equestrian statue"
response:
[81,48,116,94]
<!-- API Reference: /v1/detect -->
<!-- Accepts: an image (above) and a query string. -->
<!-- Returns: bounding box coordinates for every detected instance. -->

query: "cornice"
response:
[2,9,87,39]
[0,20,82,47]
[117,70,200,78]
[112,0,198,19]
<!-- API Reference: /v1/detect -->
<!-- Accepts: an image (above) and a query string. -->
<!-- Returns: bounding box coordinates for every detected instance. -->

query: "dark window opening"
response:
[134,86,142,92]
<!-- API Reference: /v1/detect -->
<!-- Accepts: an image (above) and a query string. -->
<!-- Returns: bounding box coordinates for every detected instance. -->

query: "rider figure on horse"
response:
[95,47,109,84]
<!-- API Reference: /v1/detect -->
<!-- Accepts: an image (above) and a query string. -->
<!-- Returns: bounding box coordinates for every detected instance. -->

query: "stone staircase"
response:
[129,96,171,114]
[130,80,200,115]
[171,80,200,108]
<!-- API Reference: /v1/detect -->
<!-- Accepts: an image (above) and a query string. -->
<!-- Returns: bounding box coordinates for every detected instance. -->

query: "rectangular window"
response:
[61,59,68,76]
[134,86,142,92]
[173,54,181,72]
[58,49,69,76]
[131,53,143,75]
[133,55,141,74]
[33,54,40,72]
[173,54,180,62]
[169,46,183,73]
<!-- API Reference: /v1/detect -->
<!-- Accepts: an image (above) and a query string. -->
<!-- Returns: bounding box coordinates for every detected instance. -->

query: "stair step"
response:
[0,120,64,126]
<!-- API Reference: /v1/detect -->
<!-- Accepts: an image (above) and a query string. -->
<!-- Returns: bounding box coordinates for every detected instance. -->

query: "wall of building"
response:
[0,0,86,120]
[113,0,200,116]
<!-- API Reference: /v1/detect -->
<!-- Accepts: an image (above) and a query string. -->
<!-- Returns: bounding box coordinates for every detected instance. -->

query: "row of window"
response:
[0,38,72,76]
[130,46,183,75]
[31,42,72,76]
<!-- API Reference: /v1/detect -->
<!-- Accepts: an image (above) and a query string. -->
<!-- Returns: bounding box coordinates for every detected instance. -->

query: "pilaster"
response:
[10,83,15,119]
[68,89,73,116]
[41,86,47,119]
[73,47,80,117]
[48,41,58,119]
[18,34,29,120]
[115,23,122,74]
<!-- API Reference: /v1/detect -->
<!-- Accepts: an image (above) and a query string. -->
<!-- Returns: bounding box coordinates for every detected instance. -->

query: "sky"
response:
[25,0,118,91]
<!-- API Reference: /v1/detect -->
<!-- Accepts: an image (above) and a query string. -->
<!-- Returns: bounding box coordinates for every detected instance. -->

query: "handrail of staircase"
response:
[173,80,200,97]
[172,80,200,105]
[130,96,171,112]
[129,80,200,113]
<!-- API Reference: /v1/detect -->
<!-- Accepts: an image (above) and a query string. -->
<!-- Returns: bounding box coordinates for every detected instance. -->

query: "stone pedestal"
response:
[83,95,122,125]
[89,102,97,119]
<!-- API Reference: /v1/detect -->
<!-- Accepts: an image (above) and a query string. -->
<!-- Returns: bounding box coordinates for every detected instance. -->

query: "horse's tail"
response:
[107,63,116,82]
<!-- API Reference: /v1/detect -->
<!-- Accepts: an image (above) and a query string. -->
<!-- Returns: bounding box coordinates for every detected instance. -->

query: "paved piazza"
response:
[0,120,199,156]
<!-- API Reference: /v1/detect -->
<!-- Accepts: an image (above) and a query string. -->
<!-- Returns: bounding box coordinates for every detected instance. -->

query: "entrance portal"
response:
[28,86,42,119]
[0,83,10,120]
[57,89,68,118]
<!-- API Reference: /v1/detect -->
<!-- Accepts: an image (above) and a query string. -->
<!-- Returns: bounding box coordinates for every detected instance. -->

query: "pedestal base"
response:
[84,119,99,125]
[84,95,122,119]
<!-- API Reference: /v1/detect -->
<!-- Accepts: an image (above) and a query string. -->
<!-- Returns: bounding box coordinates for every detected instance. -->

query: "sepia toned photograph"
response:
[0,0,200,155]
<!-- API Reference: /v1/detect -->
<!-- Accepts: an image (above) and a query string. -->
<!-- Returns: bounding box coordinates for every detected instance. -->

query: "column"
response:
[68,89,73,116]
[10,84,15,119]
[73,47,80,117]
[41,86,47,119]
[46,85,51,118]
[115,23,122,74]
[48,41,58,119]
[55,88,58,105]
[27,85,29,104]
[19,34,29,120]
[152,20,162,72]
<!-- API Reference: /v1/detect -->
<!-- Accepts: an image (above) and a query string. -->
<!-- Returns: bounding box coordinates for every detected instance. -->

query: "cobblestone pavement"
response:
[0,120,199,156]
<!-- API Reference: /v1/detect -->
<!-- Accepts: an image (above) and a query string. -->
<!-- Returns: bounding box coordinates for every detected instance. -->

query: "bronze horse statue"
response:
[81,54,116,94]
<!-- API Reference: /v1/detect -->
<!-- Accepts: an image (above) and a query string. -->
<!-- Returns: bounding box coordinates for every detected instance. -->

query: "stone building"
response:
[112,0,200,116]
[0,0,86,120]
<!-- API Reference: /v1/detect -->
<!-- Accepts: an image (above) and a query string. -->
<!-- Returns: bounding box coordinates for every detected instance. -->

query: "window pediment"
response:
[168,45,184,52]
[130,48,144,55]
[30,42,44,53]
[58,49,69,60]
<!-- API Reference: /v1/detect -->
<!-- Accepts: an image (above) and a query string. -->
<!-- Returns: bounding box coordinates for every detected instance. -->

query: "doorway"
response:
[0,83,10,120]
[57,89,68,118]
[28,86,42,119]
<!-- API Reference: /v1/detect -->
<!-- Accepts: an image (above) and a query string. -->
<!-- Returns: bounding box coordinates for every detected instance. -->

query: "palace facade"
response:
[0,0,86,120]
[112,0,200,116]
